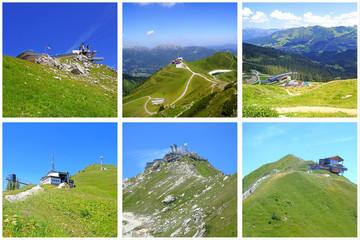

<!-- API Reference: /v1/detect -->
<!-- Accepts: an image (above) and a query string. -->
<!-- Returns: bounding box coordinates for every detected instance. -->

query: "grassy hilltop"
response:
[243,155,357,237]
[123,52,237,117]
[3,56,117,117]
[3,164,117,237]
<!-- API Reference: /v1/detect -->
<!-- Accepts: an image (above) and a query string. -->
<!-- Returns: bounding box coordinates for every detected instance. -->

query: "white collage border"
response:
[0,0,358,239]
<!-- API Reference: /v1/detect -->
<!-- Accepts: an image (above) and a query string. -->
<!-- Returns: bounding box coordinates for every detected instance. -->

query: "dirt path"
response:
[144,96,157,115]
[285,89,301,96]
[126,62,223,115]
[170,63,217,106]
[5,185,44,203]
[122,212,152,237]
[276,106,357,115]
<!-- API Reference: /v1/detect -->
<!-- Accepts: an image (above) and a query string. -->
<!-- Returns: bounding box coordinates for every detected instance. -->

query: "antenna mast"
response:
[52,152,55,171]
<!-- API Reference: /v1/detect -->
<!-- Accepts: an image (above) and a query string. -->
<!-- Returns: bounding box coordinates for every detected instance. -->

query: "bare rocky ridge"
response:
[34,53,117,77]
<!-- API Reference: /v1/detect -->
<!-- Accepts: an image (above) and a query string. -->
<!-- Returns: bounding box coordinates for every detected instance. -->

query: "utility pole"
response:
[100,156,103,170]
[52,152,55,172]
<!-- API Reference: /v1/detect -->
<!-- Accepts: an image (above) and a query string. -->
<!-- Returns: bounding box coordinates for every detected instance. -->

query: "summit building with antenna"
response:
[40,153,74,188]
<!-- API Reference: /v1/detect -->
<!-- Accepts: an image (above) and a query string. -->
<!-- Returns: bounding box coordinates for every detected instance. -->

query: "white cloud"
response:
[333,11,358,26]
[160,3,176,8]
[136,3,176,8]
[250,11,269,23]
[303,11,358,27]
[137,3,151,6]
[243,7,253,19]
[270,10,302,21]
[147,30,155,36]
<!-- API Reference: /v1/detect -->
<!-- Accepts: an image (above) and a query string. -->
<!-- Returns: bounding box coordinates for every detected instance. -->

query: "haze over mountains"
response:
[123,44,237,76]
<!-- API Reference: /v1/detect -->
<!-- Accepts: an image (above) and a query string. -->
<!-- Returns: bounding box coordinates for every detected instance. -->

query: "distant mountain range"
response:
[123,44,237,76]
[243,28,283,40]
[245,25,357,53]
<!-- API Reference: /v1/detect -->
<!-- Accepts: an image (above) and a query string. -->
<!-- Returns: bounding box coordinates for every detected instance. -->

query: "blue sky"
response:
[3,123,117,190]
[3,3,117,68]
[243,123,357,184]
[123,123,237,179]
[123,3,237,47]
[243,3,358,29]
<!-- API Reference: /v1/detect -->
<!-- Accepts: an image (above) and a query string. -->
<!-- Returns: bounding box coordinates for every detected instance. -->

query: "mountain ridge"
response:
[123,156,237,237]
[245,25,357,53]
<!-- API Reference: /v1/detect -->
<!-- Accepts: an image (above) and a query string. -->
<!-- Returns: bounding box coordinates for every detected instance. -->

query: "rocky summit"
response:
[122,156,237,237]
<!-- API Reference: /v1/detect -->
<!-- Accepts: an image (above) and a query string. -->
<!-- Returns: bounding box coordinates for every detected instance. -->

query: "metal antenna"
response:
[52,152,55,171]
[100,156,103,170]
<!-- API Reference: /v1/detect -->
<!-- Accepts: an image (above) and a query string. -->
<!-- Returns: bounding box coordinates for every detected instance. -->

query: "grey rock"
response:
[35,54,62,69]
[106,65,117,72]
[177,193,185,198]
[152,161,160,170]
[182,218,191,227]
[70,63,88,76]
[161,206,170,213]
[193,208,203,225]
[74,54,89,63]
[162,195,176,205]
[193,222,206,237]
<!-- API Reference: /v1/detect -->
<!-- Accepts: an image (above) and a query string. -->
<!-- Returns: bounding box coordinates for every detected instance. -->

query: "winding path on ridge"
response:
[125,62,221,115]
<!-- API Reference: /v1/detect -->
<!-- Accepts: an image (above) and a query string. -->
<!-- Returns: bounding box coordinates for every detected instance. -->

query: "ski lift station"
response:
[145,143,208,169]
[267,72,296,83]
[39,153,74,188]
[309,155,347,175]
[17,43,104,63]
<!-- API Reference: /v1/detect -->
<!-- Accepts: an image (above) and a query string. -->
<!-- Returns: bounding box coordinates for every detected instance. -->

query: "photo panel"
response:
[122,2,238,118]
[122,122,238,237]
[2,122,118,237]
[242,122,357,237]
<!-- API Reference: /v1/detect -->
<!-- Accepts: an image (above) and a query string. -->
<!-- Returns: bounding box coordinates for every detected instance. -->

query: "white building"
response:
[40,171,74,188]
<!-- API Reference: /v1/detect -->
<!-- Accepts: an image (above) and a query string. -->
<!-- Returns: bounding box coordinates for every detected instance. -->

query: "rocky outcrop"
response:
[34,54,91,77]
[5,185,44,203]
[162,195,176,205]
[70,63,88,76]
[35,54,63,69]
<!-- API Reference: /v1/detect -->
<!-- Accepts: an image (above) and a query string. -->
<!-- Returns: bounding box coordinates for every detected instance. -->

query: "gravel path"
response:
[5,185,44,203]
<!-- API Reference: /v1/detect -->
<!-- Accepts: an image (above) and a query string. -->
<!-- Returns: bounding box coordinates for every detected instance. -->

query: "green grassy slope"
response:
[243,171,357,237]
[243,79,357,109]
[123,157,237,237]
[123,52,237,117]
[3,164,117,237]
[3,56,117,117]
[243,154,311,192]
[186,52,237,82]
